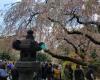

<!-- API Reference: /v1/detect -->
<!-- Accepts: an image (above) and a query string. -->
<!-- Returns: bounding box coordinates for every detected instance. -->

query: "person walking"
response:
[11,67,19,80]
[86,65,96,80]
[74,65,85,80]
[47,63,53,80]
[64,64,73,80]
[53,65,61,80]
[41,62,48,80]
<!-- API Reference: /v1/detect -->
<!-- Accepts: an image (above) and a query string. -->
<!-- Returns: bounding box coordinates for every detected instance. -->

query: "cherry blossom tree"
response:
[1,0,100,65]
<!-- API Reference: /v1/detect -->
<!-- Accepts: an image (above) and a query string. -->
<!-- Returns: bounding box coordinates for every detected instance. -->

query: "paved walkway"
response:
[7,77,100,80]
[96,77,100,80]
[7,77,10,80]
[7,79,100,80]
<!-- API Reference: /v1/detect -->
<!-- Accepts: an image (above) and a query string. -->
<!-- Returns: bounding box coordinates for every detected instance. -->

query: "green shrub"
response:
[36,53,51,62]
[0,52,10,60]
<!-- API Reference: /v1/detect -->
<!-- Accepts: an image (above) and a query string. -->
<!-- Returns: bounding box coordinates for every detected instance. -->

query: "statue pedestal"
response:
[15,61,41,80]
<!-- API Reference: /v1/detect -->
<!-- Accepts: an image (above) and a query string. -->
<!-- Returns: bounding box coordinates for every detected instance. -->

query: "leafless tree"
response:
[1,0,100,65]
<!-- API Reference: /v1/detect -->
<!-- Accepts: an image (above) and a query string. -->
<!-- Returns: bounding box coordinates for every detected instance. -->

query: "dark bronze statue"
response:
[12,30,45,61]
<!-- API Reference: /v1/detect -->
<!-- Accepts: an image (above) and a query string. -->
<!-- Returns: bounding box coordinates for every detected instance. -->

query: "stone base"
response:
[15,61,41,80]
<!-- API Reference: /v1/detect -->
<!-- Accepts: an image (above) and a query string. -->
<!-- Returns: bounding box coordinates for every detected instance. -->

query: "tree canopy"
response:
[1,0,100,65]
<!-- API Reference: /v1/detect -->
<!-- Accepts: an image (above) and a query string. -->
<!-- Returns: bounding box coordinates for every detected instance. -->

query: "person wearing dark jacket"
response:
[64,64,73,80]
[86,65,96,80]
[11,67,19,80]
[74,65,85,80]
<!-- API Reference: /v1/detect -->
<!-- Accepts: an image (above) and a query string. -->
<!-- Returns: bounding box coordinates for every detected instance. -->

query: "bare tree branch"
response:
[57,38,87,59]
[45,0,48,4]
[74,14,100,26]
[44,49,87,66]
[48,17,100,45]
[64,11,100,26]
[65,12,100,32]
[47,17,64,27]
[26,12,39,28]
[67,31,100,45]
[63,38,78,54]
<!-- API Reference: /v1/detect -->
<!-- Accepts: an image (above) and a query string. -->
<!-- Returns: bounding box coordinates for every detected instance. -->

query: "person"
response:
[0,63,8,80]
[47,63,53,80]
[86,65,96,80]
[53,65,61,80]
[74,65,85,80]
[41,62,48,80]
[11,67,19,80]
[64,64,73,80]
[7,62,14,71]
[7,62,15,79]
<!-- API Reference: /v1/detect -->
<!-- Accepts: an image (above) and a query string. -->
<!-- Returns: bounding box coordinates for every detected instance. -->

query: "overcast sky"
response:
[0,0,21,33]
[0,0,21,10]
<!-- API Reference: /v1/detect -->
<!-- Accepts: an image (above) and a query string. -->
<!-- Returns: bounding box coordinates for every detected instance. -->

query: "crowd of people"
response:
[64,64,96,80]
[0,60,96,80]
[39,62,96,80]
[0,60,18,80]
